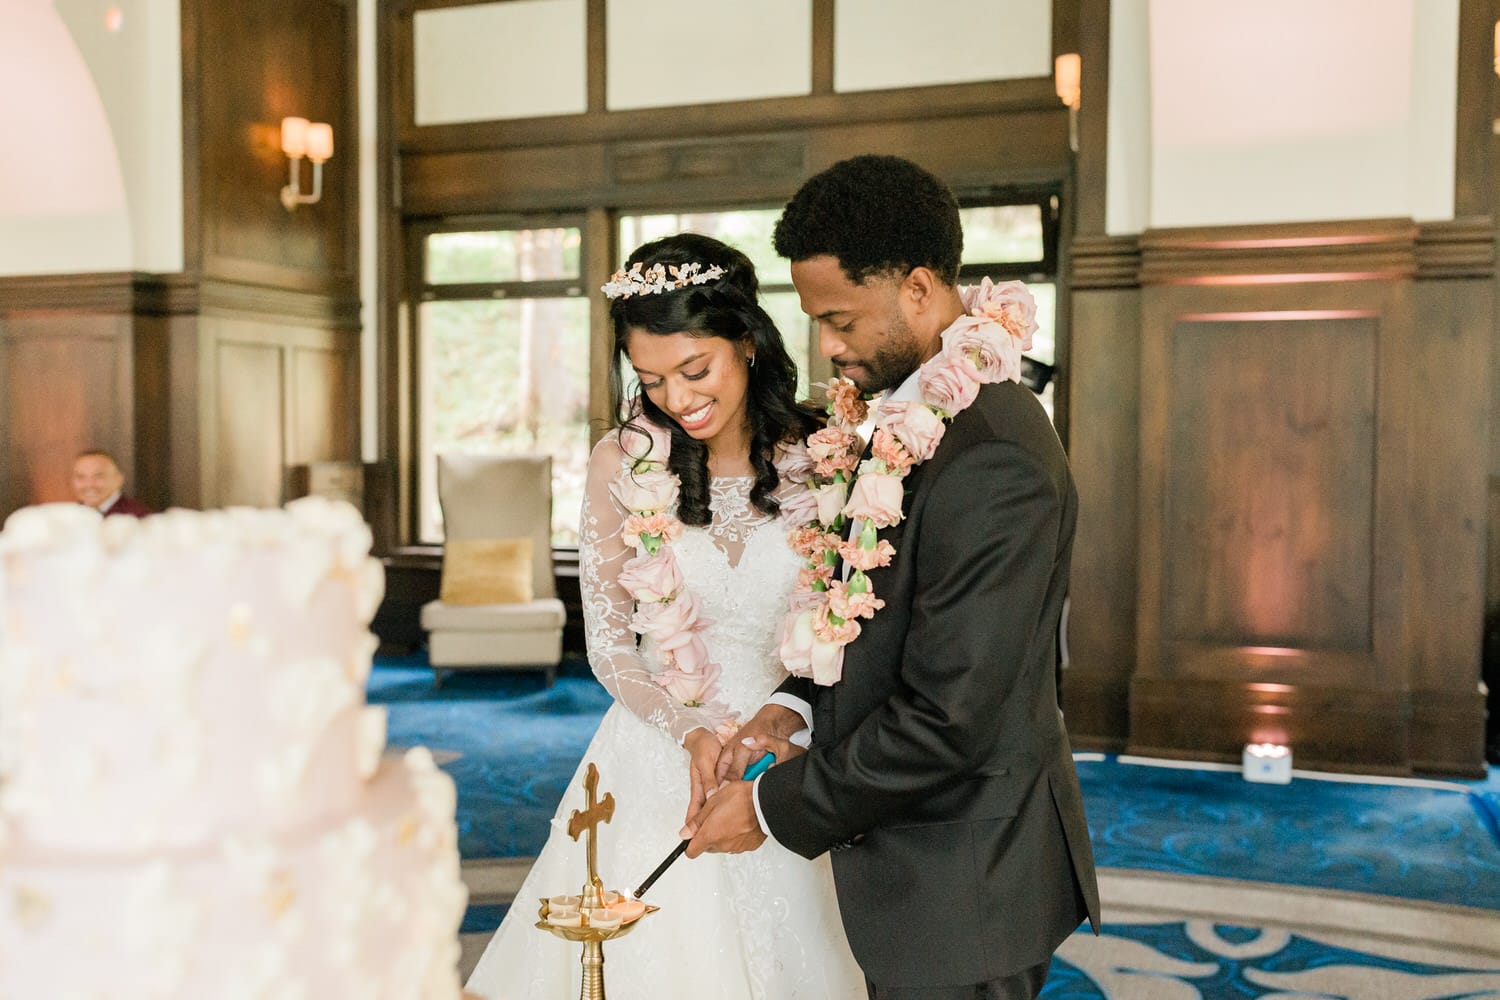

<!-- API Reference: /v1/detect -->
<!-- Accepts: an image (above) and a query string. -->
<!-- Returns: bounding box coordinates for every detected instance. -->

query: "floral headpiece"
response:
[601,261,726,300]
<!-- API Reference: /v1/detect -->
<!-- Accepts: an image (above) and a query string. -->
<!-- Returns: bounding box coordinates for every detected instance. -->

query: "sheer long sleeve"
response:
[578,433,723,744]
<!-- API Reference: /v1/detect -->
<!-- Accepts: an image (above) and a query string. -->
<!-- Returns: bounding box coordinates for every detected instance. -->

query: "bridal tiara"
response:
[601,261,727,300]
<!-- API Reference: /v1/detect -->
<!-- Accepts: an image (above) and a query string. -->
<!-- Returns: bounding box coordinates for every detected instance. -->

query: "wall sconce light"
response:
[279,116,333,211]
[1055,53,1081,153]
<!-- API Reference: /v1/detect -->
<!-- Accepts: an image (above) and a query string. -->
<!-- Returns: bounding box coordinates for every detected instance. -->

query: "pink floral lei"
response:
[777,277,1041,686]
[610,415,817,742]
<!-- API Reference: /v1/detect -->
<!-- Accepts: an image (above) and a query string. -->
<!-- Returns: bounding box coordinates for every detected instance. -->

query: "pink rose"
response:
[941,316,1020,385]
[610,468,679,514]
[658,630,711,673]
[825,378,869,429]
[778,487,820,529]
[918,352,981,413]
[655,661,721,707]
[630,590,706,642]
[777,605,846,685]
[969,278,1038,351]
[775,440,815,482]
[618,416,672,470]
[880,401,946,461]
[842,472,904,529]
[812,480,850,526]
[618,549,683,603]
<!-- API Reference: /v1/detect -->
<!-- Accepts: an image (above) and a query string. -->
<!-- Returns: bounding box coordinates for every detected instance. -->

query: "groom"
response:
[682,154,1100,999]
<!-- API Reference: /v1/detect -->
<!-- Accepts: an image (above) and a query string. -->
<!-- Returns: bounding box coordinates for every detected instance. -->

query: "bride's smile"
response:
[627,330,752,456]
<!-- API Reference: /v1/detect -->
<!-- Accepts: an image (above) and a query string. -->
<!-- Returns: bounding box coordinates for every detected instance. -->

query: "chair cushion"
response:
[421,596,567,631]
[439,538,534,606]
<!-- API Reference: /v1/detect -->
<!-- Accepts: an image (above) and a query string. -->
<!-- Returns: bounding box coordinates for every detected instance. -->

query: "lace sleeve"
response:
[579,432,722,745]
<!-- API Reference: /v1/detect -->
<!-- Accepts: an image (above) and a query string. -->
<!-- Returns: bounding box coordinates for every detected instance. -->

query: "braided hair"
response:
[607,233,821,525]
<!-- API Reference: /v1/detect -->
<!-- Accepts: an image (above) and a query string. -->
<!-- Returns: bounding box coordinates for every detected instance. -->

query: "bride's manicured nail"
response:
[741,737,756,745]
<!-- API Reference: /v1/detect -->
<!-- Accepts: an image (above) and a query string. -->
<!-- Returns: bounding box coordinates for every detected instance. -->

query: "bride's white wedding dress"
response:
[465,433,865,1000]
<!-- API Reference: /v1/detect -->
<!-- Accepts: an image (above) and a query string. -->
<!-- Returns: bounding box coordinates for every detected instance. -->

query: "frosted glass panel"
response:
[1147,0,1455,227]
[415,0,586,125]
[835,0,1051,92]
[607,0,811,110]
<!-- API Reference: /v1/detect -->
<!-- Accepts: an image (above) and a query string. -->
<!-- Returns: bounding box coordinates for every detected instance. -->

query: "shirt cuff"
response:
[766,692,813,732]
[751,773,779,843]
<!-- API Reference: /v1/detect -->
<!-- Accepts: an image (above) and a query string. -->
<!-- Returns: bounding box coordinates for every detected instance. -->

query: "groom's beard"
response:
[845,309,923,395]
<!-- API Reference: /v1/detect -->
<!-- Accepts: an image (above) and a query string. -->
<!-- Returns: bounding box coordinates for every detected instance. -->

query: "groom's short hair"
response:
[773,154,962,286]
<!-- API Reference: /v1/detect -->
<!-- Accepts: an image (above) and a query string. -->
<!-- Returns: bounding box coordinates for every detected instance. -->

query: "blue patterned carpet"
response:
[373,655,1500,998]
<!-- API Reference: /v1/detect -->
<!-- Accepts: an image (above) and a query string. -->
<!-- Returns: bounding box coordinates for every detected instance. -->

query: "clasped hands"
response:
[679,704,806,858]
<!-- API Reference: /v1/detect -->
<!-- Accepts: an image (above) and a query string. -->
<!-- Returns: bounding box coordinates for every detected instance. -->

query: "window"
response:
[414,222,591,544]
[957,197,1060,420]
[618,209,812,400]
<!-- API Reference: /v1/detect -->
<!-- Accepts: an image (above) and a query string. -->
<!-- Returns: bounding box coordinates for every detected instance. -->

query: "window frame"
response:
[406,212,592,547]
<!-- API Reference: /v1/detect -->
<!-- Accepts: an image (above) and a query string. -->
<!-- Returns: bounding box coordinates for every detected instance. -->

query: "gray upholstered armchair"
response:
[419,452,566,686]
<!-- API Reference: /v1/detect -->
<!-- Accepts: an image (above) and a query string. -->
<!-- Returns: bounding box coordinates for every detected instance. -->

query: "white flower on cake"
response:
[355,706,388,781]
[268,656,355,734]
[258,745,315,809]
[348,632,381,686]
[222,837,279,883]
[122,863,196,993]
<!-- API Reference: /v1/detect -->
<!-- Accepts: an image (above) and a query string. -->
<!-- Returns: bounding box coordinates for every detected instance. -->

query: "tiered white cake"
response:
[0,500,467,999]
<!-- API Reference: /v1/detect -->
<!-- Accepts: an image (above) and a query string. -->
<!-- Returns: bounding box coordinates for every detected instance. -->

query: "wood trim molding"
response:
[1074,0,1110,236]
[398,77,1063,153]
[0,273,199,315]
[1072,217,1495,290]
[1070,234,1140,290]
[1414,215,1496,279]
[811,0,834,96]
[198,279,362,327]
[1130,677,1414,774]
[1453,0,1496,218]
[1137,218,1421,286]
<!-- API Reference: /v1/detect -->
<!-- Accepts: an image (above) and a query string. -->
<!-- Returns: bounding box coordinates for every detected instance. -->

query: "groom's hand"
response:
[680,782,766,857]
[717,704,805,782]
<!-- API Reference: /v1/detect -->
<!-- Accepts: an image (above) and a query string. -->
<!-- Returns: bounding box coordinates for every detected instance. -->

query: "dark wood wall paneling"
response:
[1063,2,1497,776]
[187,0,362,510]
[1069,220,1493,777]
[0,1,361,520]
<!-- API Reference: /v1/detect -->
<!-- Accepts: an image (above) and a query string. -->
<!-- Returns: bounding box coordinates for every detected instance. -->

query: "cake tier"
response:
[0,750,467,1000]
[0,500,387,851]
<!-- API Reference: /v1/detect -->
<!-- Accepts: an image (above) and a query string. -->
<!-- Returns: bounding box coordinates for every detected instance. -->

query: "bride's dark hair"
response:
[607,233,821,526]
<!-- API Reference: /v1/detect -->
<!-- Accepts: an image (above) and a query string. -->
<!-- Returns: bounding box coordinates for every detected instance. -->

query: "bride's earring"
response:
[747,354,756,368]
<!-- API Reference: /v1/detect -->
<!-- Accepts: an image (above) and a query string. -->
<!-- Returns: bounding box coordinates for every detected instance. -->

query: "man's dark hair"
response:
[772,154,963,285]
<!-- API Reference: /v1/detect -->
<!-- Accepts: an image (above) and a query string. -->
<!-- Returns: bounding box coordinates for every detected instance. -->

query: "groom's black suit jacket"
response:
[759,380,1101,988]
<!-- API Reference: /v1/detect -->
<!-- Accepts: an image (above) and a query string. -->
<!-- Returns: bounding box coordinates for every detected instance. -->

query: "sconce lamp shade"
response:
[1055,53,1081,109]
[305,123,334,163]
[1493,21,1500,76]
[280,116,310,158]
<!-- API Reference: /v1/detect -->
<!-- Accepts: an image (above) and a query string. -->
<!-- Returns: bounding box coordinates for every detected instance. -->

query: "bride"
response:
[465,233,866,999]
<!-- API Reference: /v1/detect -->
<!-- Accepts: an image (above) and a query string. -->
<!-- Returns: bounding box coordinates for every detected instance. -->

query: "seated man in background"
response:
[70,450,152,518]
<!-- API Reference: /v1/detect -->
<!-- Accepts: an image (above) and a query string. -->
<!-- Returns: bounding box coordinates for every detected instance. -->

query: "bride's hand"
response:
[683,727,724,828]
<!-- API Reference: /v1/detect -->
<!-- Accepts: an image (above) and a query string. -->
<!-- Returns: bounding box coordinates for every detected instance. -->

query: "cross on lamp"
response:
[568,762,616,902]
